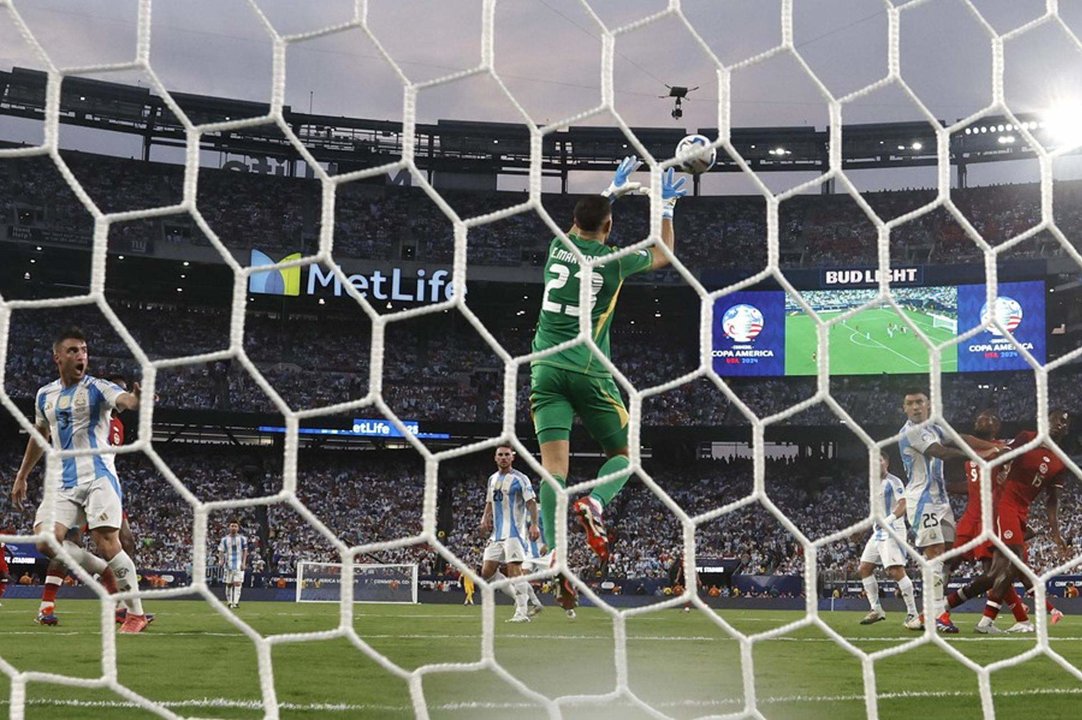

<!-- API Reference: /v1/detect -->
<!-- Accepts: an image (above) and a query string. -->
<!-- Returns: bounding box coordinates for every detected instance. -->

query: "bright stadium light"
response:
[1043,101,1082,147]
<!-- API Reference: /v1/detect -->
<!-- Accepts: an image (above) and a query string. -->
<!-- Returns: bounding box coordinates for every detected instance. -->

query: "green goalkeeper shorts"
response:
[529,363,629,452]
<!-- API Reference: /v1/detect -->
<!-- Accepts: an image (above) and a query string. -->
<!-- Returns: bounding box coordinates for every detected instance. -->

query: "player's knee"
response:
[91,529,122,559]
[120,531,136,557]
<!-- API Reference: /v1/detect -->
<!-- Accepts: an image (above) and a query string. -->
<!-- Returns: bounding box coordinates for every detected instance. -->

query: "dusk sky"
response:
[3,0,1082,193]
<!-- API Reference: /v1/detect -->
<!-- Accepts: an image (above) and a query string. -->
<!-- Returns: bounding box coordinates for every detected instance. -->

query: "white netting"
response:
[2,0,1082,718]
[296,562,418,604]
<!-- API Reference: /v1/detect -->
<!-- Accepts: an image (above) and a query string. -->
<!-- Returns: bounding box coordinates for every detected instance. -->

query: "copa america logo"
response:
[979,296,1023,336]
[722,304,764,343]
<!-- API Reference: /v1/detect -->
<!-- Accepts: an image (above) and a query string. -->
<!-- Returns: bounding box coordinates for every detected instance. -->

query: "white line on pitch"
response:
[5,686,1082,713]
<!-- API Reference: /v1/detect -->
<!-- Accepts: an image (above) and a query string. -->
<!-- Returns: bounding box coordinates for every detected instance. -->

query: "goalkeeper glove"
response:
[661,167,687,220]
[601,155,643,202]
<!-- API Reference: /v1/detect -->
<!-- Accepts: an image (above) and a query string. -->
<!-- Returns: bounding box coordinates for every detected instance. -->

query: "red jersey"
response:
[960,450,1008,517]
[109,416,124,446]
[998,431,1067,515]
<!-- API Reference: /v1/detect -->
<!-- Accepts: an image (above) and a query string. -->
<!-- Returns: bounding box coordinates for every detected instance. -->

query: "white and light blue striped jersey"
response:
[34,375,125,494]
[218,534,248,571]
[872,472,907,541]
[526,516,545,559]
[899,420,949,514]
[486,469,535,543]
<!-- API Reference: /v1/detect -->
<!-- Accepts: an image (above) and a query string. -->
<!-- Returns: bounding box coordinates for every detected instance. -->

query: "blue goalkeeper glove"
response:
[601,155,643,202]
[661,167,687,220]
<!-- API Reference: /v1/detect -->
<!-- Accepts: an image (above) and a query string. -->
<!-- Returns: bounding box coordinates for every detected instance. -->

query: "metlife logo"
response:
[248,249,456,304]
[307,265,456,303]
[249,250,302,296]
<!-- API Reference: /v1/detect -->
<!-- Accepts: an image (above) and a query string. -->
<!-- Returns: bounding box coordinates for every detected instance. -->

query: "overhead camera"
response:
[662,85,698,122]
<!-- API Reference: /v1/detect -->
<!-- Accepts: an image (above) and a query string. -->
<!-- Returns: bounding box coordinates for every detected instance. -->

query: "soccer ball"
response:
[675,134,716,174]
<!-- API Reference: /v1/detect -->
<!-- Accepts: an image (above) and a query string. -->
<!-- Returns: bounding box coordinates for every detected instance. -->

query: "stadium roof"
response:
[0,67,1060,186]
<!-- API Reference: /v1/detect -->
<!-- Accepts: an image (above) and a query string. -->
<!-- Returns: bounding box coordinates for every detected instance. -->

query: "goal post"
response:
[930,313,957,333]
[295,561,419,604]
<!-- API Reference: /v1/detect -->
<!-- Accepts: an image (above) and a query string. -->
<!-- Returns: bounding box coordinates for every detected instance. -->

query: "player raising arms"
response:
[531,157,686,575]
[857,451,919,626]
[10,327,151,633]
[898,389,1000,633]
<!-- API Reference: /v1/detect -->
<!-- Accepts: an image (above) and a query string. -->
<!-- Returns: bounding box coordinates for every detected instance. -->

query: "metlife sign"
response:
[352,418,419,437]
[308,265,455,302]
[249,249,456,304]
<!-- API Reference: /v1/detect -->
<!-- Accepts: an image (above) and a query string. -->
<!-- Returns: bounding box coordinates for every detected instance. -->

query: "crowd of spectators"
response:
[5,303,1082,431]
[3,444,1079,588]
[1,150,1078,270]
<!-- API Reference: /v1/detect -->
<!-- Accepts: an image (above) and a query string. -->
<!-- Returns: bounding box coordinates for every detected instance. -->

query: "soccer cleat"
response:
[527,602,543,617]
[572,496,610,561]
[904,614,923,631]
[975,622,1003,635]
[506,613,531,623]
[565,608,576,620]
[1051,608,1065,625]
[115,607,127,624]
[119,613,149,634]
[35,611,59,626]
[1006,621,1035,633]
[935,615,960,634]
[860,609,887,625]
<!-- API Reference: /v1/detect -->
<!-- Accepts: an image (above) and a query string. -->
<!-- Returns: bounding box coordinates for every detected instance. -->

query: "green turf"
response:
[0,600,1078,719]
[786,307,958,375]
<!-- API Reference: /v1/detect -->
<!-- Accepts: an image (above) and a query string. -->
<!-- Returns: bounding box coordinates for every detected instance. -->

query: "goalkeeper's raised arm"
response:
[597,156,686,270]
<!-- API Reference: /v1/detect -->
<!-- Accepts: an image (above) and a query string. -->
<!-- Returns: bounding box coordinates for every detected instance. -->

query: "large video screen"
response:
[712,280,1046,376]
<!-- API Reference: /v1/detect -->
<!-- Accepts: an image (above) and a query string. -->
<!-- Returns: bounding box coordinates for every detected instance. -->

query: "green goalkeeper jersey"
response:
[530,233,654,377]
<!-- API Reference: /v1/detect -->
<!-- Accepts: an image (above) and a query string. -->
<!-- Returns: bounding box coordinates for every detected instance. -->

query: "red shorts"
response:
[0,554,8,575]
[995,504,1028,547]
[953,513,992,561]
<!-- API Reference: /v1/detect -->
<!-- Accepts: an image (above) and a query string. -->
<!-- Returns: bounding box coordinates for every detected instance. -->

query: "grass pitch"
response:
[0,599,1078,719]
[786,307,957,375]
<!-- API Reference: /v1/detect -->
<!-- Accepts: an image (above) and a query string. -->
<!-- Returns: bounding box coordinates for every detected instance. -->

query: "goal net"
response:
[930,313,957,333]
[295,561,418,605]
[0,0,1078,718]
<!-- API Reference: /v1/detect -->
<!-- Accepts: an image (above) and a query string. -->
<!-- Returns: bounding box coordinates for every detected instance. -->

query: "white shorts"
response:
[224,569,245,585]
[34,477,124,532]
[482,538,526,566]
[907,503,956,549]
[860,535,908,568]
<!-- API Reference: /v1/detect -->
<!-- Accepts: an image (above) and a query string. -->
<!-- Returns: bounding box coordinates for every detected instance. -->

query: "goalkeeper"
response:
[530,156,686,566]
